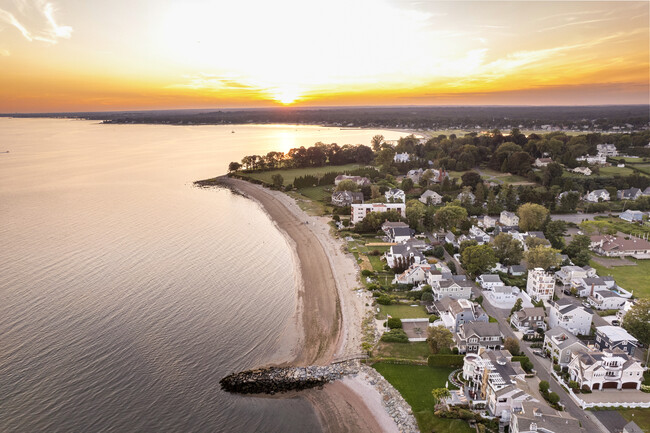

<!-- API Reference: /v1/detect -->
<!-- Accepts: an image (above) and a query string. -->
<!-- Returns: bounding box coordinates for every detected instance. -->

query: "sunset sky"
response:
[0,0,648,112]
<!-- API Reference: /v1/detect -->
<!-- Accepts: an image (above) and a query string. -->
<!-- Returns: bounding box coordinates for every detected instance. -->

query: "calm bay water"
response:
[0,119,403,433]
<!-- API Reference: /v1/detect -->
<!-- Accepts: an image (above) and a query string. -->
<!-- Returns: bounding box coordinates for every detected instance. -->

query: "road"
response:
[425,231,608,432]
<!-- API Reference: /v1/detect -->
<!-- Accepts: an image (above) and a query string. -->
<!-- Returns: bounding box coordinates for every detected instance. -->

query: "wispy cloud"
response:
[0,1,72,44]
[0,48,10,56]
[537,18,614,33]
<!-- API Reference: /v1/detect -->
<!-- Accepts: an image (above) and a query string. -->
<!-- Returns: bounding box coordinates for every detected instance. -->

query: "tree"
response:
[375,147,395,172]
[401,177,414,191]
[271,174,284,188]
[461,244,497,278]
[517,203,549,232]
[524,246,561,270]
[539,380,550,394]
[335,179,360,192]
[525,236,548,250]
[572,249,592,267]
[544,220,567,250]
[371,134,385,152]
[434,205,468,230]
[421,291,434,302]
[547,392,560,405]
[228,161,241,172]
[431,388,451,408]
[504,337,520,356]
[580,220,616,236]
[565,235,591,262]
[427,325,454,354]
[492,233,523,266]
[623,298,650,346]
[461,171,482,189]
[510,298,523,316]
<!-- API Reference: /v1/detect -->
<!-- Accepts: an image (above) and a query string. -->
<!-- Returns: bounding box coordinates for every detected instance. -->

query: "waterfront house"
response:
[386,226,414,243]
[381,221,409,234]
[351,203,406,224]
[393,263,432,285]
[419,190,442,205]
[434,298,489,332]
[547,299,593,335]
[568,348,644,391]
[385,188,406,203]
[543,327,588,366]
[595,326,638,355]
[431,278,473,301]
[331,190,364,207]
[510,307,546,332]
[456,322,503,354]
[385,243,426,268]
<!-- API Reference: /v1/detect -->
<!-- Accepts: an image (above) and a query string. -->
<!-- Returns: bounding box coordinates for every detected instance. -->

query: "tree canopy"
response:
[517,203,549,232]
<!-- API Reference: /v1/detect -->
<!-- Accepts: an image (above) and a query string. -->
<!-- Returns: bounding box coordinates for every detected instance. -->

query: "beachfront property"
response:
[547,299,593,335]
[434,298,489,332]
[568,348,645,391]
[499,211,519,227]
[431,278,473,301]
[456,322,503,354]
[351,203,406,224]
[543,327,588,366]
[595,326,638,356]
[476,274,504,290]
[384,243,426,268]
[584,189,610,202]
[526,268,555,302]
[381,221,409,234]
[386,226,414,243]
[334,174,371,187]
[331,190,364,206]
[620,209,645,222]
[510,307,546,333]
[510,402,584,433]
[534,157,552,167]
[419,189,442,205]
[393,263,432,285]
[618,187,643,201]
[385,188,405,203]
[589,234,650,259]
[393,152,410,163]
[597,143,618,157]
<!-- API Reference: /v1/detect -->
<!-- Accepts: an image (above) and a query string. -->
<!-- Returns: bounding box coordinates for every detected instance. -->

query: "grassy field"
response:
[373,341,431,360]
[238,163,360,186]
[610,156,648,163]
[590,258,650,299]
[592,216,650,237]
[377,304,429,319]
[372,363,471,433]
[634,164,650,176]
[617,408,650,432]
[598,166,638,176]
[477,167,534,185]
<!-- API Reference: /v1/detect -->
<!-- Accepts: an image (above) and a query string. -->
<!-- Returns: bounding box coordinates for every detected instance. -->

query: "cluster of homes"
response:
[583,186,650,203]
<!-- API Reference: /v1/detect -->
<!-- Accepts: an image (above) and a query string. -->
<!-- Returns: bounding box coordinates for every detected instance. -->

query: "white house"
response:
[489,285,520,304]
[526,268,555,301]
[510,307,546,332]
[419,190,442,205]
[385,244,426,268]
[476,274,504,290]
[393,152,410,163]
[547,299,593,335]
[597,143,618,157]
[386,226,414,243]
[394,263,432,285]
[570,276,609,297]
[568,348,645,391]
[620,210,644,222]
[457,190,476,204]
[534,157,553,167]
[571,166,592,176]
[584,189,610,202]
[510,402,583,433]
[577,154,607,165]
[385,188,406,203]
[588,290,626,310]
[480,215,497,228]
[456,322,503,354]
[500,211,519,227]
[431,278,473,301]
[351,203,406,224]
[469,226,491,244]
[555,265,589,286]
[543,327,588,366]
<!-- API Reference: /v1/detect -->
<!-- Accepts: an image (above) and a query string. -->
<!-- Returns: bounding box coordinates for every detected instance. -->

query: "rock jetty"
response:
[220,361,360,395]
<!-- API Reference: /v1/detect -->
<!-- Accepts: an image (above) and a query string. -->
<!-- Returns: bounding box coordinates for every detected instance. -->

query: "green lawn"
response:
[634,164,650,176]
[372,363,472,433]
[609,156,648,163]
[590,258,650,299]
[296,185,330,202]
[238,163,360,186]
[617,408,650,432]
[598,166,637,176]
[377,304,429,319]
[373,341,432,360]
[592,216,650,237]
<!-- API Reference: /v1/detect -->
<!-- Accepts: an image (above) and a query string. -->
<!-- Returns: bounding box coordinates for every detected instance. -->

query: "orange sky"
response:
[0,0,648,112]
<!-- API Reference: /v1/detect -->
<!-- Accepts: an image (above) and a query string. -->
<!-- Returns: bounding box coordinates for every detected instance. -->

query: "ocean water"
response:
[0,118,403,433]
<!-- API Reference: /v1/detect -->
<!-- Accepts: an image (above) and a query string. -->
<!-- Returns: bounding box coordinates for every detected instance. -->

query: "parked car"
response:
[582,301,591,308]
[611,320,620,326]
[532,350,543,356]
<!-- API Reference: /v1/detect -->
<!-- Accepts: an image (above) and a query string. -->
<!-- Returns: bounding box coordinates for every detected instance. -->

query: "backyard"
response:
[377,304,429,319]
[590,258,650,299]
[618,408,650,432]
[372,362,472,433]
[237,163,361,186]
[373,341,431,361]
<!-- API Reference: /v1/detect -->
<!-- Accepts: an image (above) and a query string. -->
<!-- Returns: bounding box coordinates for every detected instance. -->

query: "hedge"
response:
[427,354,465,368]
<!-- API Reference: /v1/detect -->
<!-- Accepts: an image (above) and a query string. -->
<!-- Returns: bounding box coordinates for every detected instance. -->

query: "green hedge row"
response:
[427,354,465,368]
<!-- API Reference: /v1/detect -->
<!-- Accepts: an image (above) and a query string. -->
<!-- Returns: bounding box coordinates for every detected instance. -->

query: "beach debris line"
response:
[219,361,359,395]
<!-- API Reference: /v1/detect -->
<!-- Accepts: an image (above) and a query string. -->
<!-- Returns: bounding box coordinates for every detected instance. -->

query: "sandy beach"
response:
[215,176,400,433]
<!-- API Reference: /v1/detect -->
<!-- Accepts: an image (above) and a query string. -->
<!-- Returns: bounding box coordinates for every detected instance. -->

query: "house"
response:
[543,327,588,366]
[393,152,410,163]
[381,221,409,234]
[643,186,650,197]
[419,190,442,205]
[488,384,537,421]
[489,285,520,303]
[526,268,555,302]
[547,299,593,335]
[588,290,627,310]
[500,211,519,227]
[393,263,432,285]
[457,190,476,204]
[476,274,504,290]
[597,143,618,157]
[534,157,553,167]
[620,210,645,222]
[509,265,526,276]
[595,326,638,355]
[510,307,546,332]
[427,168,450,184]
[334,174,371,187]
[571,166,592,176]
[385,244,426,268]
[351,203,406,224]
[480,215,497,228]
[444,231,457,247]
[406,168,424,184]
[571,276,609,297]
[577,154,607,165]
[431,278,473,301]
[555,265,589,286]
[385,188,406,203]
[618,187,642,201]
[456,322,503,354]
[584,189,610,202]
[386,226,414,243]
[434,298,489,332]
[331,190,364,207]
[590,234,650,259]
[510,402,584,433]
[568,348,645,391]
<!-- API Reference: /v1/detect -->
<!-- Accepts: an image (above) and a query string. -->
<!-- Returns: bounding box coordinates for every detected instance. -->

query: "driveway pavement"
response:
[592,410,628,433]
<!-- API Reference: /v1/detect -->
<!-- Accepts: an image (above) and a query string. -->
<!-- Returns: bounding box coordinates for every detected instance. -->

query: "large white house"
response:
[584,189,610,202]
[510,402,584,433]
[526,268,555,301]
[568,348,645,391]
[456,322,503,353]
[547,299,593,335]
[385,243,426,268]
[597,143,618,157]
[393,152,410,163]
[385,188,406,203]
[351,203,406,224]
[419,190,442,205]
[476,274,504,290]
[500,211,519,227]
[588,289,627,310]
[555,265,592,286]
[334,174,371,186]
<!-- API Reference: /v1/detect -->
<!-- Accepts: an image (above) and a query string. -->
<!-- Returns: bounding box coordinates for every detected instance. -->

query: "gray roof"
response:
[624,421,644,433]
[515,402,584,433]
[439,279,473,288]
[462,321,501,338]
[479,274,502,283]
[545,327,586,350]
[596,326,638,343]
[510,265,526,272]
[389,227,414,237]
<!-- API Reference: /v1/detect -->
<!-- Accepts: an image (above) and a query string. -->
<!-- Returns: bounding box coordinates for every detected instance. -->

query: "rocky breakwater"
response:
[220,361,360,395]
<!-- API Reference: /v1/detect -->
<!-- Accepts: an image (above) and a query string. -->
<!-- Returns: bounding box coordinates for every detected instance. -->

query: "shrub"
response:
[568,381,579,390]
[387,318,402,329]
[539,380,550,394]
[377,295,393,305]
[512,356,534,373]
[553,364,561,373]
[547,392,560,405]
[433,245,445,259]
[380,329,409,343]
[429,315,440,323]
[421,292,434,302]
[427,354,465,368]
[361,269,373,277]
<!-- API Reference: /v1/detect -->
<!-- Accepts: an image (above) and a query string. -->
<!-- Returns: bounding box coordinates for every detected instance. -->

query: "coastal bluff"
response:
[220,361,360,395]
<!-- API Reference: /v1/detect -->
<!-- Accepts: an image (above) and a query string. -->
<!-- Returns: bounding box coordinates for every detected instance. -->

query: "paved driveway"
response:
[592,410,628,433]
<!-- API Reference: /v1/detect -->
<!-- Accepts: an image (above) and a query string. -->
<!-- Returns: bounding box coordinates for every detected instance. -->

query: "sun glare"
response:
[272,88,302,105]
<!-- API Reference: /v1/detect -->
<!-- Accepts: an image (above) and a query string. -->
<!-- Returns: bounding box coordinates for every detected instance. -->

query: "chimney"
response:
[591,283,595,297]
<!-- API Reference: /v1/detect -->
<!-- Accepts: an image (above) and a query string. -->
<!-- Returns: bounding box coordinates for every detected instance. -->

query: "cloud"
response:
[0,48,10,56]
[0,1,72,44]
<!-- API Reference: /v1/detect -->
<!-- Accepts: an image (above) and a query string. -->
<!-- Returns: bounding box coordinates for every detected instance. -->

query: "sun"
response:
[271,87,302,105]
